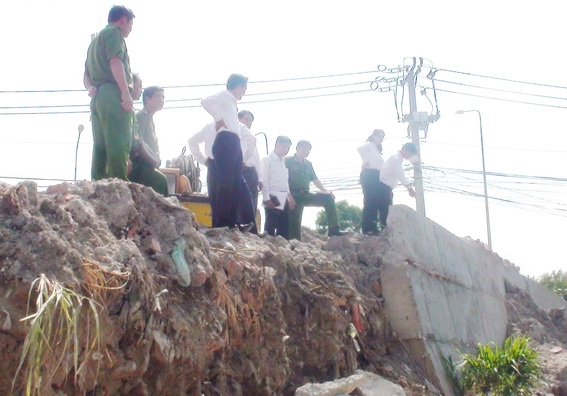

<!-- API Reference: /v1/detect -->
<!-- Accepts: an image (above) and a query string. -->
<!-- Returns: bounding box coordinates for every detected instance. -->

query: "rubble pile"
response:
[0,179,566,395]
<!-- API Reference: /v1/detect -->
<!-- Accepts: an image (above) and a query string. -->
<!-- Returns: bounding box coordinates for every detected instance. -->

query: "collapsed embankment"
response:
[1,180,566,395]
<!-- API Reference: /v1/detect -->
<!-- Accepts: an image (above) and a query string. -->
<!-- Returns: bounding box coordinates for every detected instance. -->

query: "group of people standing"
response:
[189,75,346,240]
[83,5,419,240]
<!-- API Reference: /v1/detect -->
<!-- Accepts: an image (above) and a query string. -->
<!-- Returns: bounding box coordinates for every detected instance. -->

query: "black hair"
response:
[402,142,418,155]
[237,110,254,121]
[275,136,292,146]
[226,74,248,90]
[108,5,135,23]
[142,86,164,105]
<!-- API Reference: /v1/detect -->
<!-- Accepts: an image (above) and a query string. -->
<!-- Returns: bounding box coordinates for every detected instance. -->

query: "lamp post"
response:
[74,124,84,183]
[455,109,492,250]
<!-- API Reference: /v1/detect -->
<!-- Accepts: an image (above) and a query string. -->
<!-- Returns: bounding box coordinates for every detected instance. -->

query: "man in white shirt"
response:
[238,110,260,233]
[377,142,418,231]
[259,136,296,239]
[188,122,218,219]
[201,74,255,231]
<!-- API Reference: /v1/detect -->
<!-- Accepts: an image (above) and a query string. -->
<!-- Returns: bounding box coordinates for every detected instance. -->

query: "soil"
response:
[0,179,566,395]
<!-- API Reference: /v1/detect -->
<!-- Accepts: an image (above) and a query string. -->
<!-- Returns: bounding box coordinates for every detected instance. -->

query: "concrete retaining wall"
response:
[379,205,566,395]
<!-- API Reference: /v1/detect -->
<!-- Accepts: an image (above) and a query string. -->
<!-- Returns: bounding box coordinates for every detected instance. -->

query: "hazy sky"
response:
[1,1,565,277]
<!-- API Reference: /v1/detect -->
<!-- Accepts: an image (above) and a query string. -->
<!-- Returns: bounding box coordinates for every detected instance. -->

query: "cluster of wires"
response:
[0,71,376,116]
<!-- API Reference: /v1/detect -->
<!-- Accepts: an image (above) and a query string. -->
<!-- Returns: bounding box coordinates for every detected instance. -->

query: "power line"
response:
[436,68,567,90]
[425,87,567,110]
[430,78,567,102]
[0,70,377,94]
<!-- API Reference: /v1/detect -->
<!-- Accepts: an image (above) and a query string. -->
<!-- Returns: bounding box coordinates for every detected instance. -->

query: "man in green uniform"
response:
[83,5,135,181]
[285,140,346,240]
[129,86,168,196]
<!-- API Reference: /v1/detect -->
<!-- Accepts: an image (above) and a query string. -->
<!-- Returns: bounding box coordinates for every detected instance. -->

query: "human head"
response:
[400,142,418,159]
[295,140,312,160]
[142,86,165,114]
[227,73,248,100]
[274,136,292,158]
[132,73,142,101]
[366,129,385,144]
[238,110,254,128]
[108,5,135,38]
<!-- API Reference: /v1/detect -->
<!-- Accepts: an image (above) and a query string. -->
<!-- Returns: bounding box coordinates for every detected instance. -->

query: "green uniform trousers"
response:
[90,83,133,181]
[289,191,340,241]
[129,159,169,196]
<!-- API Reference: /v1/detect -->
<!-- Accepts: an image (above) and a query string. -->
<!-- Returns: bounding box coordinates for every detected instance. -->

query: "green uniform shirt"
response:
[285,155,317,192]
[136,110,160,157]
[86,25,132,89]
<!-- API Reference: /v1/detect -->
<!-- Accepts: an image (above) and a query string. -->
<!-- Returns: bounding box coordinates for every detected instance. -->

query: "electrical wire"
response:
[436,68,567,90]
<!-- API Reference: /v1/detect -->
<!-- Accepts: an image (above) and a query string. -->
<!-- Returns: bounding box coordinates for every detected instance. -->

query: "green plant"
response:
[13,274,102,395]
[538,270,567,301]
[459,335,543,395]
[315,199,362,233]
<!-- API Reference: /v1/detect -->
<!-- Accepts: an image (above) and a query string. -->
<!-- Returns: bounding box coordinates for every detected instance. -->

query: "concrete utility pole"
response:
[402,58,426,216]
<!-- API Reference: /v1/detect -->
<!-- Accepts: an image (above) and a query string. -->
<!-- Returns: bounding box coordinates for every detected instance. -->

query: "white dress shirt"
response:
[201,89,241,137]
[259,151,289,209]
[240,124,260,168]
[380,152,410,189]
[188,123,216,165]
[357,142,384,170]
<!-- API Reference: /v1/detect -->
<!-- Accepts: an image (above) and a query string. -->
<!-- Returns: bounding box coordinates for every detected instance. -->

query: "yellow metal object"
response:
[179,193,212,227]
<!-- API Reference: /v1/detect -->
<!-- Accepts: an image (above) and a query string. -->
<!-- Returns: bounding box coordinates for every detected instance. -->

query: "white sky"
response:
[1,1,566,277]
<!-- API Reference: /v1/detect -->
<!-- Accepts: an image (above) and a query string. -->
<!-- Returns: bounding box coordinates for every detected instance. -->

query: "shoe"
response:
[364,230,380,236]
[238,222,255,233]
[328,227,347,237]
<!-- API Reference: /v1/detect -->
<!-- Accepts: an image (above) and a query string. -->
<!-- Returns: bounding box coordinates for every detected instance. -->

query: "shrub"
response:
[538,270,567,301]
[458,335,543,395]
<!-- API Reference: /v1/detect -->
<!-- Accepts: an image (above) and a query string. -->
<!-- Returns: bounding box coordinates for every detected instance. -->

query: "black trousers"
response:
[376,181,393,228]
[210,131,255,229]
[239,166,259,233]
[264,201,290,240]
[361,168,393,233]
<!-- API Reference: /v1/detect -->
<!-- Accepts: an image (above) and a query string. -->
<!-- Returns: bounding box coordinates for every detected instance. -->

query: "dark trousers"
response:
[211,131,255,229]
[361,168,382,233]
[289,191,339,241]
[264,202,290,240]
[207,159,218,222]
[376,181,393,228]
[239,166,259,233]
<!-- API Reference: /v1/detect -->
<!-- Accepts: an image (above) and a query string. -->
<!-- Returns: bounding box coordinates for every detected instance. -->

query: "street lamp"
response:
[455,109,492,250]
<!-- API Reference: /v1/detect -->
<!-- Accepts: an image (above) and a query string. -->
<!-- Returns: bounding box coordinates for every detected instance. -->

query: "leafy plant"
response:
[315,199,362,233]
[13,274,102,395]
[458,335,543,395]
[538,270,567,301]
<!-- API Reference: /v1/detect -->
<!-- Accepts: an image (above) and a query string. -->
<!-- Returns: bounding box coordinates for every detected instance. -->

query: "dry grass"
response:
[81,259,130,310]
[13,274,102,395]
[213,251,272,346]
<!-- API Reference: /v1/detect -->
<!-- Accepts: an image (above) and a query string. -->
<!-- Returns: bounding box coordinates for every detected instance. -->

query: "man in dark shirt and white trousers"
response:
[201,74,255,232]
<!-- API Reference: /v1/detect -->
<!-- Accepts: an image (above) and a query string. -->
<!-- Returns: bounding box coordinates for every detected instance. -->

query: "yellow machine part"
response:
[178,193,261,230]
[179,193,212,227]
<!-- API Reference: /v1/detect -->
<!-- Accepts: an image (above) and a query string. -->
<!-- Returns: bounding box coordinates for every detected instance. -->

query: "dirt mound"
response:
[1,179,565,395]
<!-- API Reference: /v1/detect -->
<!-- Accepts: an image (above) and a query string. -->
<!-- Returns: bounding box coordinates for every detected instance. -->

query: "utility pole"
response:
[371,58,440,218]
[403,57,426,216]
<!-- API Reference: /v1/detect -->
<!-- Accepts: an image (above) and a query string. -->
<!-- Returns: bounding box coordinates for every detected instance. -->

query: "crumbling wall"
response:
[378,205,567,396]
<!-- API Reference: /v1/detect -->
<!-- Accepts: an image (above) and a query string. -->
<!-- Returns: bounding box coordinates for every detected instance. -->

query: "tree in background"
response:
[315,200,362,234]
[538,270,567,301]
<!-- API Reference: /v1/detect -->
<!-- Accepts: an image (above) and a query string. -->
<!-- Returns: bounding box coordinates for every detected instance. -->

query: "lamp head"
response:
[455,110,465,114]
